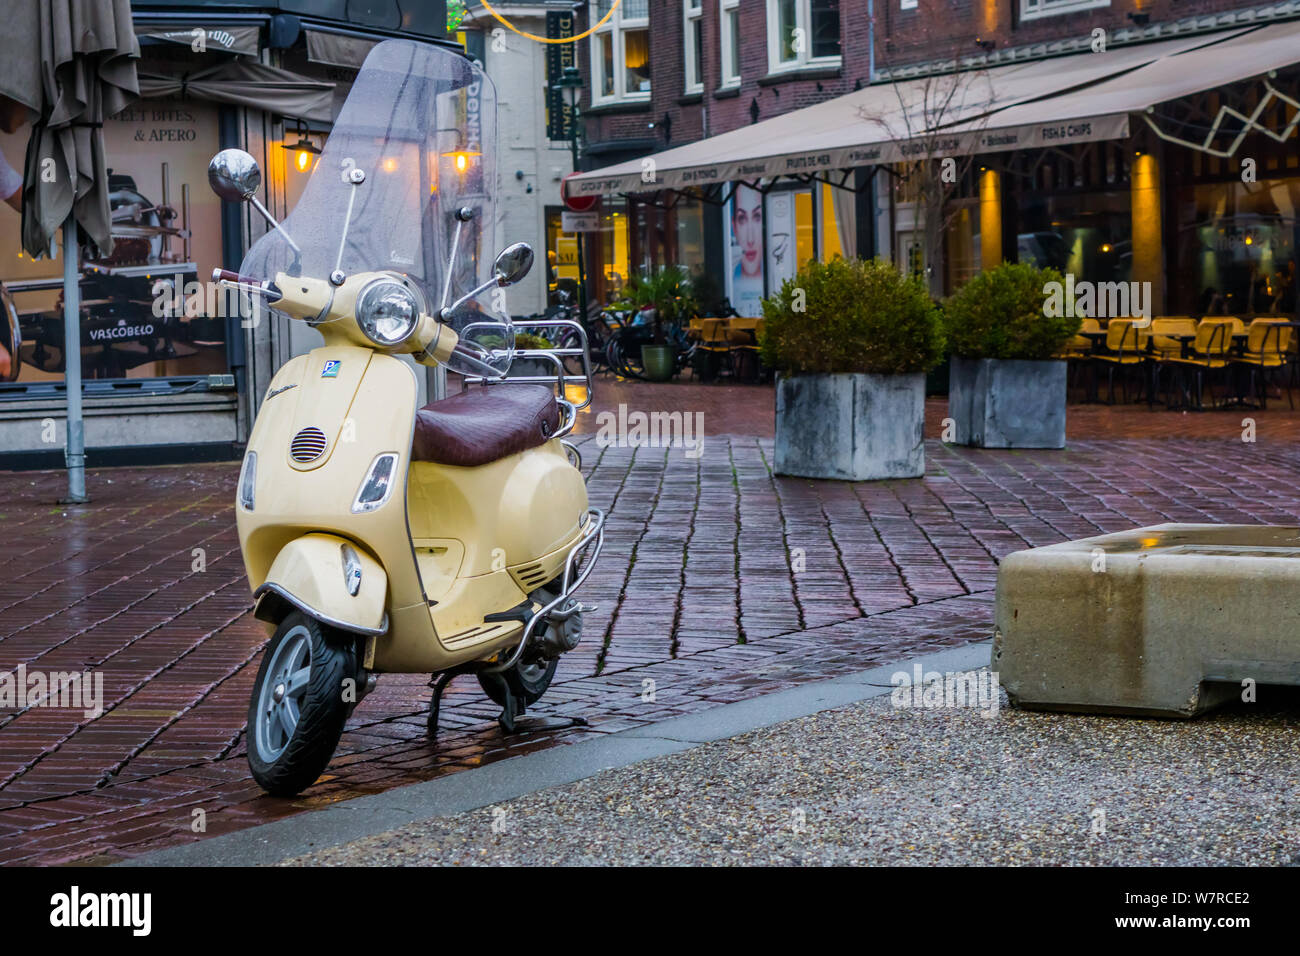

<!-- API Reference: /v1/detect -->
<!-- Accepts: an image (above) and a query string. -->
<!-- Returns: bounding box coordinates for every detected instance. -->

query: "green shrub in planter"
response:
[942,262,1075,359]
[944,262,1077,449]
[759,257,946,375]
[762,258,945,481]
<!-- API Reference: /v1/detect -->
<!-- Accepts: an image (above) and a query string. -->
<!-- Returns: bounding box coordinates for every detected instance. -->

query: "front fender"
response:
[254,533,388,637]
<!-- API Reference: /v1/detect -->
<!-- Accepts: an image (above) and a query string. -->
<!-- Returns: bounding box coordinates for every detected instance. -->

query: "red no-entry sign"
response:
[562,172,599,212]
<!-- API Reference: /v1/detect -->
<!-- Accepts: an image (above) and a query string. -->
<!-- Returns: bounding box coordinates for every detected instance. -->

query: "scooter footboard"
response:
[254,533,389,637]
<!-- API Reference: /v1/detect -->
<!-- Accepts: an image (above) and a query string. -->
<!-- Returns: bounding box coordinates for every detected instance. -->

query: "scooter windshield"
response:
[240,39,512,375]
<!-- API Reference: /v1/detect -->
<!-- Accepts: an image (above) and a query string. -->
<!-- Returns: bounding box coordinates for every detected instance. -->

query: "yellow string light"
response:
[478,0,620,44]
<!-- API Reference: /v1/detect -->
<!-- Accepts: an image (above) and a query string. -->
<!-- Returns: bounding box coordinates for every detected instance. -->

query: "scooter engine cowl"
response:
[537,597,582,657]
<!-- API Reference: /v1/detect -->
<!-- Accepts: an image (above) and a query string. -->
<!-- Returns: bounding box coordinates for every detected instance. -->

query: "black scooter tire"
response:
[247,612,358,797]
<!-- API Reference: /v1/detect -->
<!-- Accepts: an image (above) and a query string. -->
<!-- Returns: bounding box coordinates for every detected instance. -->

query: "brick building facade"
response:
[578,0,1275,169]
[563,0,1300,321]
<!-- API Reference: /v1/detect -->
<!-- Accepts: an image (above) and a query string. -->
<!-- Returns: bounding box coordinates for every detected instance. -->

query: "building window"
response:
[1020,0,1110,20]
[720,0,741,87]
[767,0,841,73]
[684,0,704,94]
[900,0,917,10]
[592,0,651,103]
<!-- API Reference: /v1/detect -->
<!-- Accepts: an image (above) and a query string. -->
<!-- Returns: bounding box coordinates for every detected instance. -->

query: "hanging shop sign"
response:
[545,11,577,142]
[561,210,600,232]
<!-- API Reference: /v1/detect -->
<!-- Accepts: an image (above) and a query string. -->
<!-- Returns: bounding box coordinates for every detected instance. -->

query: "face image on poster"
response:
[727,181,765,317]
[765,191,796,294]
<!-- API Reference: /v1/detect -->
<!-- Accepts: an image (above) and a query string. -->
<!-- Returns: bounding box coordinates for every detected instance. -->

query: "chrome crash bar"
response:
[484,506,606,674]
[463,318,595,411]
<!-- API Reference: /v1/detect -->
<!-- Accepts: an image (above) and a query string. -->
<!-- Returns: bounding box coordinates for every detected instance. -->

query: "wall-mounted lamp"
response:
[442,150,482,174]
[282,119,321,172]
[1127,12,1151,26]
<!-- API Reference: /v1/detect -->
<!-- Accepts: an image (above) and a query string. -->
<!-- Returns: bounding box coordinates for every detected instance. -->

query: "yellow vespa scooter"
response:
[208,39,603,797]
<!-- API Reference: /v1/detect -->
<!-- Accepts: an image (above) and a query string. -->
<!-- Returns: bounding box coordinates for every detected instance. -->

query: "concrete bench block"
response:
[993,524,1300,717]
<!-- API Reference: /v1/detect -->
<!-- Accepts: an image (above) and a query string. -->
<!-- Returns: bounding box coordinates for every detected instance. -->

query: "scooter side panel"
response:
[406,440,588,578]
[369,440,589,672]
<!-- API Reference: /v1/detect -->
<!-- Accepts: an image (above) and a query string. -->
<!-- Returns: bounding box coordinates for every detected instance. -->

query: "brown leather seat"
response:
[412,384,560,467]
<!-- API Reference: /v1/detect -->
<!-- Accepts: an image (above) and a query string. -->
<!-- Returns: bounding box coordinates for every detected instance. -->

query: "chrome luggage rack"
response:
[484,505,606,674]
[461,317,594,446]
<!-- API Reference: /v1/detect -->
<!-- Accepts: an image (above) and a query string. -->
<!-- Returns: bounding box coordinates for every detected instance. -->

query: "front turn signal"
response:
[352,453,399,514]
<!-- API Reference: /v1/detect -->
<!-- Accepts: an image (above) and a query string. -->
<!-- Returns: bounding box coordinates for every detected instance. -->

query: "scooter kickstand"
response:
[476,672,522,734]
[427,670,457,737]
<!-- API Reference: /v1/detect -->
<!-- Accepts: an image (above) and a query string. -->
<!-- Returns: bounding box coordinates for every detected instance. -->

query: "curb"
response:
[121,640,993,866]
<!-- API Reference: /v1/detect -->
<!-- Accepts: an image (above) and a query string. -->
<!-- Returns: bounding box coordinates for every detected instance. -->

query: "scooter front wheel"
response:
[247,612,358,797]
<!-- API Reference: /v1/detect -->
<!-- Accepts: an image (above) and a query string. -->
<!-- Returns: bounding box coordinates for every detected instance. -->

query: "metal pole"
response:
[571,113,588,322]
[61,217,88,503]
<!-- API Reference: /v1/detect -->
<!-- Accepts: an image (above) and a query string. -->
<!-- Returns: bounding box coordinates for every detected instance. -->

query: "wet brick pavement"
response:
[3,383,1300,863]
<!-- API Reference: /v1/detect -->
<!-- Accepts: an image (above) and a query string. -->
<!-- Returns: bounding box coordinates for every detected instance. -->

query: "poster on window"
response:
[765,191,797,296]
[726,181,765,317]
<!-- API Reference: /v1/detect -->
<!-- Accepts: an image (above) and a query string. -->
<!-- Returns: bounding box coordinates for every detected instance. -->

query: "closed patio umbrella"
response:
[4,0,139,502]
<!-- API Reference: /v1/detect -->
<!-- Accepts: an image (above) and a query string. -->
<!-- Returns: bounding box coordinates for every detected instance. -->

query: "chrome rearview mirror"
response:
[208,148,302,272]
[208,149,262,202]
[440,242,538,320]
[493,242,535,287]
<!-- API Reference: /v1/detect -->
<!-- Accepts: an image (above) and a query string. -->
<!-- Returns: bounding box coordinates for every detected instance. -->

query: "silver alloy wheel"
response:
[254,624,312,762]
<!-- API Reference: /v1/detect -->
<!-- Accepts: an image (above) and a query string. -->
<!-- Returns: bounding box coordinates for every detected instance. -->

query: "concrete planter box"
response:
[775,372,925,481]
[948,357,1067,449]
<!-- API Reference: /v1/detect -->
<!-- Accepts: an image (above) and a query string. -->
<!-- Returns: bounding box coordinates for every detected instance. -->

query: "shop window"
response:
[1,98,229,389]
[592,0,651,103]
[768,0,841,73]
[795,191,816,269]
[820,181,844,260]
[1016,189,1133,287]
[548,201,630,307]
[1019,0,1110,20]
[945,202,980,294]
[719,0,742,88]
[684,0,704,95]
[1172,178,1299,317]
[677,198,707,270]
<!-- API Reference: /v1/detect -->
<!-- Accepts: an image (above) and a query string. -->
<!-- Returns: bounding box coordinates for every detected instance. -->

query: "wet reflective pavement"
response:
[4,382,1300,863]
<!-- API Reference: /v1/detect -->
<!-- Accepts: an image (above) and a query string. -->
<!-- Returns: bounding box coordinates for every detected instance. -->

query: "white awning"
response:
[569,23,1292,197]
[972,18,1300,146]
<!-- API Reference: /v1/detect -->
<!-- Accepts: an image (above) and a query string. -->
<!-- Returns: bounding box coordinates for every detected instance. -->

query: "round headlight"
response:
[356,279,421,346]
